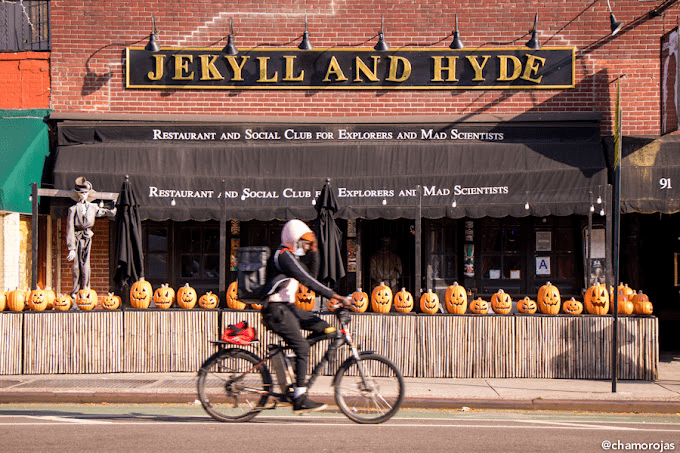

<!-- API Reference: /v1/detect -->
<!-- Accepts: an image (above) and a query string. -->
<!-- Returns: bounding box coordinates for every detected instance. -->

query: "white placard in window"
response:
[536,231,551,251]
[536,257,551,275]
[489,270,501,279]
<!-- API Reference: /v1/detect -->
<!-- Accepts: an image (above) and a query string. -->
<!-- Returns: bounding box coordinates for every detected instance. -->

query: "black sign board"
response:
[126,47,575,90]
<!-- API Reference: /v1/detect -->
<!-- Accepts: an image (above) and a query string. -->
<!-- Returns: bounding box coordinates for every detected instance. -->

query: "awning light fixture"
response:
[145,14,160,52]
[223,17,238,55]
[374,16,390,51]
[525,13,541,50]
[299,15,313,50]
[607,0,624,36]
[450,14,464,49]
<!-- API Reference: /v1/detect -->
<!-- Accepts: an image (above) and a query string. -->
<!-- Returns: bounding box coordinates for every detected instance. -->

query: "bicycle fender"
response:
[199,347,264,371]
[331,350,376,387]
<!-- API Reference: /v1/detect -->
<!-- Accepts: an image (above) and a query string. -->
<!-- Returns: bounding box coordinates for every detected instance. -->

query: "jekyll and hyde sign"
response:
[125,47,575,90]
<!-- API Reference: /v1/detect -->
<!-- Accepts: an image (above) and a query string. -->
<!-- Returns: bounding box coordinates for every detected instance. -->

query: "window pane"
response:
[555,228,574,251]
[147,254,167,278]
[483,256,502,278]
[204,229,219,252]
[204,255,219,278]
[181,255,201,278]
[557,255,574,279]
[503,255,522,279]
[148,229,168,252]
[180,230,201,252]
[503,228,521,252]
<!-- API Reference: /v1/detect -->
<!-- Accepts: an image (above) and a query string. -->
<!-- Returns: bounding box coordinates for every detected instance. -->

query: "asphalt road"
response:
[1,404,679,453]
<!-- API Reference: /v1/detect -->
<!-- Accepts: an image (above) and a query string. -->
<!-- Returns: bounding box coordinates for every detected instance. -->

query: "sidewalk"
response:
[0,355,678,414]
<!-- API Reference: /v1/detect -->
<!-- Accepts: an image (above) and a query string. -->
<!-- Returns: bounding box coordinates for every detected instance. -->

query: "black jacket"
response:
[263,245,336,301]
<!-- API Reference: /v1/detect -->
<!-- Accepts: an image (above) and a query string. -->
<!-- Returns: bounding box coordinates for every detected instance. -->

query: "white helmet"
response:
[281,219,314,255]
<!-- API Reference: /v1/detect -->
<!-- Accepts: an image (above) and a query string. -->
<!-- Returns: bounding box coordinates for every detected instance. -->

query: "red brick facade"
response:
[49,0,679,135]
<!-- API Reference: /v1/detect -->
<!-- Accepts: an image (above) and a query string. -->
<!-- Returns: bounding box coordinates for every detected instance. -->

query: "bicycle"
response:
[196,306,405,424]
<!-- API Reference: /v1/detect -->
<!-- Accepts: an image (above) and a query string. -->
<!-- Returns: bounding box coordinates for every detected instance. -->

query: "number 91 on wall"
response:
[660,178,672,190]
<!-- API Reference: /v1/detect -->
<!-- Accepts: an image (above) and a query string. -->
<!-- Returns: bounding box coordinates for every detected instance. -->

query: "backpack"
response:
[236,246,271,301]
[221,321,257,345]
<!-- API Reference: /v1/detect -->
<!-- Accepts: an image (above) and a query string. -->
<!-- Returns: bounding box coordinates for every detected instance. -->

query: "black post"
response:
[219,180,227,304]
[415,185,422,295]
[587,191,593,288]
[31,182,38,290]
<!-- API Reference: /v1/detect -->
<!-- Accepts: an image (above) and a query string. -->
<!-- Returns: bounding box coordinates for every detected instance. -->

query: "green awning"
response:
[0,109,51,214]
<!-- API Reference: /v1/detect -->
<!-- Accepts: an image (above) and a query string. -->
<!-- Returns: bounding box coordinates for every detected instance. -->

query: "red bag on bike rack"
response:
[221,321,257,345]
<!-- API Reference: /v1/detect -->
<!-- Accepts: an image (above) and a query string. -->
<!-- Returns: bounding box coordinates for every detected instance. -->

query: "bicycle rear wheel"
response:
[197,348,272,422]
[334,353,405,424]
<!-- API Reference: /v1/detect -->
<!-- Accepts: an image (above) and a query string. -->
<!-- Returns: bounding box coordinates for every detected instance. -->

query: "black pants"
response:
[261,302,330,388]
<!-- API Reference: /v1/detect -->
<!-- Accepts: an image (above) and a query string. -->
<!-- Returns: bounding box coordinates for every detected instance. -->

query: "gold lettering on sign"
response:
[466,55,490,82]
[354,56,380,82]
[199,55,224,81]
[323,56,348,82]
[521,54,545,84]
[147,54,165,80]
[283,56,304,82]
[497,55,522,81]
[257,57,278,82]
[173,55,194,80]
[225,56,249,81]
[431,56,459,82]
[386,56,411,82]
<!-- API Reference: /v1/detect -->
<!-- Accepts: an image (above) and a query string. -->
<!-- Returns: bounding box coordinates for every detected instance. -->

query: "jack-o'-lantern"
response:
[53,294,73,311]
[199,291,219,309]
[562,297,583,315]
[225,281,245,310]
[101,292,121,310]
[491,289,512,315]
[469,297,489,314]
[420,289,440,314]
[153,284,175,309]
[394,288,414,313]
[7,289,27,312]
[350,288,369,313]
[631,291,653,315]
[76,287,98,311]
[30,287,55,311]
[445,282,467,314]
[584,282,609,315]
[130,278,152,309]
[177,283,198,309]
[295,284,316,311]
[517,296,538,314]
[371,282,393,313]
[0,289,6,311]
[537,282,561,315]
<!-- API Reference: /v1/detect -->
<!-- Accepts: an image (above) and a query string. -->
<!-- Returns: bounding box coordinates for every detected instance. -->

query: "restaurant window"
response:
[531,217,580,295]
[142,222,171,289]
[1,1,50,51]
[480,218,525,294]
[425,219,457,295]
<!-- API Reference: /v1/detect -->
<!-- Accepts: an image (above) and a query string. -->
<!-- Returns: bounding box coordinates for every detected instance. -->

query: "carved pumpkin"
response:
[584,282,609,315]
[445,282,467,314]
[250,301,263,310]
[517,297,538,314]
[537,282,561,315]
[295,284,316,311]
[394,288,414,313]
[491,289,512,314]
[30,287,55,311]
[371,282,393,313]
[177,283,198,309]
[562,297,583,315]
[130,278,153,309]
[631,291,653,315]
[153,284,175,309]
[0,290,6,311]
[350,288,369,313]
[469,297,489,314]
[53,294,73,311]
[7,289,27,312]
[101,292,121,310]
[225,281,245,310]
[76,287,98,311]
[420,289,440,314]
[199,291,219,309]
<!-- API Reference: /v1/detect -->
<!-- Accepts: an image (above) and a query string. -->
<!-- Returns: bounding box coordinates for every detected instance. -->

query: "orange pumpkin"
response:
[419,289,439,314]
[250,301,263,310]
[7,289,27,312]
[371,282,393,313]
[491,289,512,314]
[225,281,245,310]
[101,292,121,310]
[295,284,316,311]
[0,290,6,311]
[153,284,175,309]
[444,282,467,314]
[562,297,583,315]
[517,296,537,314]
[610,284,631,314]
[76,287,98,311]
[350,288,369,313]
[30,287,55,311]
[130,278,153,309]
[584,282,609,315]
[394,288,414,313]
[617,297,635,315]
[177,283,198,309]
[199,291,219,309]
[631,291,653,315]
[53,294,73,311]
[537,282,561,315]
[469,297,489,314]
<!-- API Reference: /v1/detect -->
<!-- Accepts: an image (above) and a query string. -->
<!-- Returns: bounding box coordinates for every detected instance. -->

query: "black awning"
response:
[620,135,680,214]
[51,122,607,221]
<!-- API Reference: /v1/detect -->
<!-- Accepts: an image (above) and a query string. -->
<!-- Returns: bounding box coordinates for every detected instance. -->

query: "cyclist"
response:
[261,219,351,413]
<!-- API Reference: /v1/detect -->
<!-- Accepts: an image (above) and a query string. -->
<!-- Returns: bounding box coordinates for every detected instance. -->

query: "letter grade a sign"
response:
[126,47,575,90]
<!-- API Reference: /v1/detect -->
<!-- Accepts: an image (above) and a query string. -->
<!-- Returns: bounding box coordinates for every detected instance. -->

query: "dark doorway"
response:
[361,219,414,295]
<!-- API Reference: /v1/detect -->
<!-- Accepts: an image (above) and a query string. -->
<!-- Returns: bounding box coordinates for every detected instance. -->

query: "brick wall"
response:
[49,0,680,135]
[0,52,50,109]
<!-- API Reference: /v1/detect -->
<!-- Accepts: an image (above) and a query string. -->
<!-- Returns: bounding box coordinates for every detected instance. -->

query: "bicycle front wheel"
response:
[197,348,272,422]
[334,353,405,424]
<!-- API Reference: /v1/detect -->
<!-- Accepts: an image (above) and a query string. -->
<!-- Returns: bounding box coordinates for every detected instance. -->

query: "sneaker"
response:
[292,394,327,413]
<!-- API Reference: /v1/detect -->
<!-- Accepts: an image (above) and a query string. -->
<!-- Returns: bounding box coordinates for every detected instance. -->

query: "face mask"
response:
[294,247,306,256]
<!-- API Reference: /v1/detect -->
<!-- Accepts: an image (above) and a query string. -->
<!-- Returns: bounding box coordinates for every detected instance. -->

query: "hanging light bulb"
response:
[600,208,605,216]
[451,200,457,208]
[590,205,595,212]
[597,195,602,204]
[171,198,176,206]
[382,198,387,205]
[525,202,530,210]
